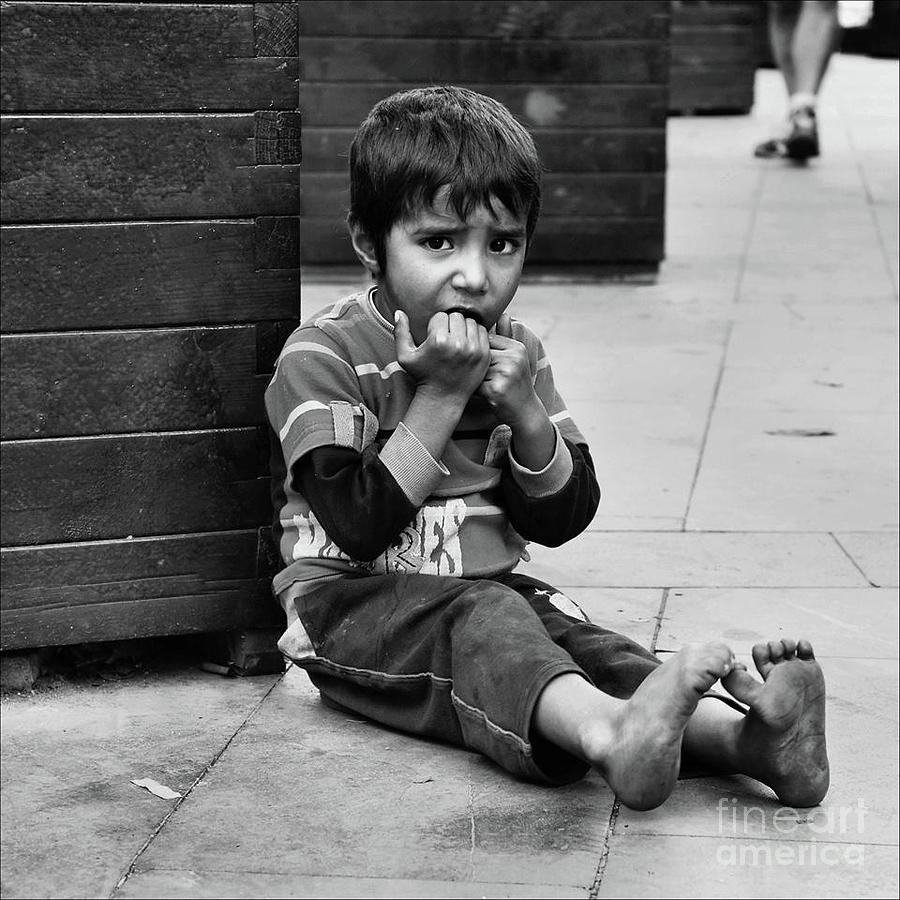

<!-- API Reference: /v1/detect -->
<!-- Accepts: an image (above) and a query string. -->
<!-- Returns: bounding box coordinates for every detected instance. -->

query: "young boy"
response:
[265,86,829,811]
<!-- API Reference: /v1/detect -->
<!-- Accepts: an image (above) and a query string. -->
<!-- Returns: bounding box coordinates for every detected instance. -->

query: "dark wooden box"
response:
[1,2,300,652]
[669,0,763,114]
[299,0,670,277]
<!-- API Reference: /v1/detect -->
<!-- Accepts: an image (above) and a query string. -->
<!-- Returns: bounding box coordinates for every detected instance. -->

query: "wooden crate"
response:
[0,2,300,652]
[299,0,670,276]
[669,0,762,114]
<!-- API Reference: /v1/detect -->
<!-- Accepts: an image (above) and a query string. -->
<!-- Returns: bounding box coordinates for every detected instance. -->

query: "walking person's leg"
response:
[755,0,841,159]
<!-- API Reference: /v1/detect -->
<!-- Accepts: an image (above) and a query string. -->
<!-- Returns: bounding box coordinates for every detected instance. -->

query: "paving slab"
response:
[561,588,664,646]
[521,532,868,588]
[615,658,900,847]
[656,587,900,658]
[121,668,613,894]
[833,532,900,586]
[564,399,707,522]
[0,670,281,900]
[687,408,899,531]
[117,871,587,899]
[597,833,898,900]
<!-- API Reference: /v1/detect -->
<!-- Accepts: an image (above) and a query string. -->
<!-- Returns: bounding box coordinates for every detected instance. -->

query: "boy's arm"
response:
[294,444,417,561]
[287,309,491,560]
[501,437,600,547]
[480,314,599,545]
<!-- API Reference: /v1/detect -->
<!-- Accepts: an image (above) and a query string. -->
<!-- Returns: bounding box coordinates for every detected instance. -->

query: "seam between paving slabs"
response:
[681,161,766,532]
[829,532,883,587]
[109,670,288,898]
[588,588,671,896]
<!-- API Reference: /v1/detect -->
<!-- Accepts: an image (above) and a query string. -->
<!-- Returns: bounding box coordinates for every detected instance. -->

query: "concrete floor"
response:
[2,54,898,899]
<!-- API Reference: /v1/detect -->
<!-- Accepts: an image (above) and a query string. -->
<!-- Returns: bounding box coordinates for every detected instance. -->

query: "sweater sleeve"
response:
[500,438,601,547]
[294,443,419,561]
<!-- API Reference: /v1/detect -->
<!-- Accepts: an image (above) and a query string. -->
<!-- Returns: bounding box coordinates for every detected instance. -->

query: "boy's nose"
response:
[451,249,489,294]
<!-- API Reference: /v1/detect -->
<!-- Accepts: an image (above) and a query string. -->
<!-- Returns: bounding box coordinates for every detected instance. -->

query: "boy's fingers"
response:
[495,313,513,338]
[393,310,418,357]
[487,333,516,350]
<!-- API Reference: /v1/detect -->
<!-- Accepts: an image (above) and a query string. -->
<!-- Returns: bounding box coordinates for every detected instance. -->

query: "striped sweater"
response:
[264,288,590,598]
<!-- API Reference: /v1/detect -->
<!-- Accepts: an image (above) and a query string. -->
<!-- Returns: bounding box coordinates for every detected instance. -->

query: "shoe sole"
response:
[785,134,819,160]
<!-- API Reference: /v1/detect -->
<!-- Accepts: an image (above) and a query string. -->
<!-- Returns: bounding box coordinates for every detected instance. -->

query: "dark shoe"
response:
[784,107,819,160]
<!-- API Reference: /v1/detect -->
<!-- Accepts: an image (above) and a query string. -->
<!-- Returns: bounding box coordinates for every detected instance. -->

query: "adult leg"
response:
[755,1,840,159]
[792,0,841,96]
[768,0,803,94]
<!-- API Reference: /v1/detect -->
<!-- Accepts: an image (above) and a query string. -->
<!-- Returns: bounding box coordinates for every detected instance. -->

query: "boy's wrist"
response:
[415,381,472,412]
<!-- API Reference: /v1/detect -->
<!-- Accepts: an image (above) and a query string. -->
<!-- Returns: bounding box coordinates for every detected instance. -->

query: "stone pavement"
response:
[2,53,898,899]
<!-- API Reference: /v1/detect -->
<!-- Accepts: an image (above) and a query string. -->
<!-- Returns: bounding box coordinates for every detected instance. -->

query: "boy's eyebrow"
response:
[411,222,527,237]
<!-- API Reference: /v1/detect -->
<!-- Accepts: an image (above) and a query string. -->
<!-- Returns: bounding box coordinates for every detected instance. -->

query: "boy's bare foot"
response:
[588,642,735,811]
[722,638,829,807]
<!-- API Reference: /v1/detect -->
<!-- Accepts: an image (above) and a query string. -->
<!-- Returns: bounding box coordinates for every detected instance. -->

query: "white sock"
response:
[789,92,817,114]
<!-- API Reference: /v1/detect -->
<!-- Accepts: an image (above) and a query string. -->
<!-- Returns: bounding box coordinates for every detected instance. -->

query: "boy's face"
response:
[375,187,527,345]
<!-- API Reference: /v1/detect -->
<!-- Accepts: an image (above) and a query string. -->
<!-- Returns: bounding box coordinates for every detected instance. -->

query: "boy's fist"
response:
[394,309,490,400]
[478,313,542,426]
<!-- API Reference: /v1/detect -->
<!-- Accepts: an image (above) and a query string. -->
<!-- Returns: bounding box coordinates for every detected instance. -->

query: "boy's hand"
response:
[395,309,490,403]
[478,313,544,427]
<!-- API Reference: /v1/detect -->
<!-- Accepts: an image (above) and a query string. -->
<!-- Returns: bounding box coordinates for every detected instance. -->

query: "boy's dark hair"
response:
[348,85,543,271]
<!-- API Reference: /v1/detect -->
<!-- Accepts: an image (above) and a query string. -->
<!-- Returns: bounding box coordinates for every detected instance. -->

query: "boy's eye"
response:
[489,238,520,254]
[423,236,451,251]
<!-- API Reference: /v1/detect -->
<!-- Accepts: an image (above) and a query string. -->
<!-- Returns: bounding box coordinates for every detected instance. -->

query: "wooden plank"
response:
[301,217,665,266]
[669,69,755,113]
[671,4,760,29]
[0,326,293,439]
[301,37,667,84]
[300,1,670,39]
[0,530,284,650]
[535,130,666,174]
[300,126,666,174]
[0,220,299,332]
[0,2,298,112]
[0,429,273,545]
[529,218,664,264]
[300,172,665,219]
[0,115,301,222]
[300,84,669,129]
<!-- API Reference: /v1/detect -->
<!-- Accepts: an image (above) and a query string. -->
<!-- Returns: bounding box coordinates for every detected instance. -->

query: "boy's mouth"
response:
[445,307,485,326]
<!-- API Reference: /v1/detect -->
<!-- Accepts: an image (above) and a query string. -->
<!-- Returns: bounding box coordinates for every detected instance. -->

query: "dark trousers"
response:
[289,570,661,784]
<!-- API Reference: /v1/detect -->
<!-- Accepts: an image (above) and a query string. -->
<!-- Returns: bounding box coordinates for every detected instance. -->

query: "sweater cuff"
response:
[508,426,573,498]
[380,421,450,507]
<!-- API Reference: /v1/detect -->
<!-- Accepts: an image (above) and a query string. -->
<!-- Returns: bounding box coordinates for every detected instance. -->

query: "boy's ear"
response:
[348,220,381,277]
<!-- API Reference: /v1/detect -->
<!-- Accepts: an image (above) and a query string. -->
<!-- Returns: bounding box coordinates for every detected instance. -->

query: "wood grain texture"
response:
[301,37,667,84]
[0,116,301,222]
[300,0,670,39]
[1,429,273,545]
[669,1,759,113]
[254,2,299,57]
[1,220,299,332]
[0,1,298,111]
[1,530,284,650]
[300,126,666,174]
[300,172,664,219]
[300,83,668,129]
[0,325,298,438]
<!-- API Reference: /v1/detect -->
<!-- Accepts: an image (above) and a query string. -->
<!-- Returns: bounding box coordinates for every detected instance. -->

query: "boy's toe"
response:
[780,638,797,660]
[752,642,774,677]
